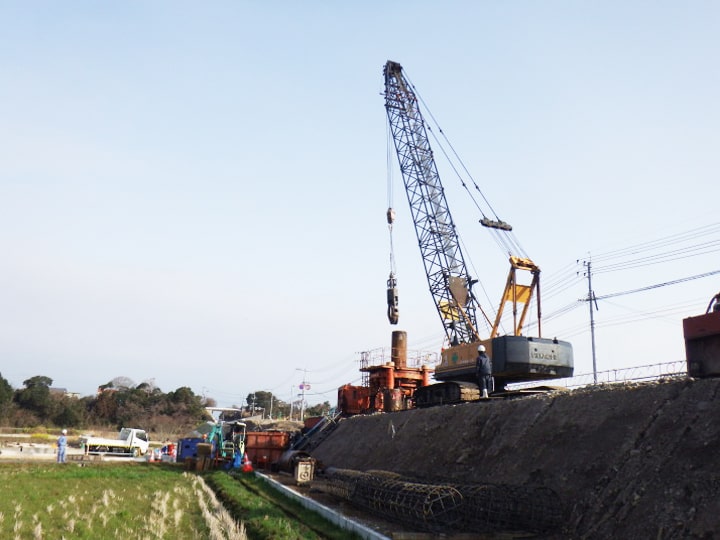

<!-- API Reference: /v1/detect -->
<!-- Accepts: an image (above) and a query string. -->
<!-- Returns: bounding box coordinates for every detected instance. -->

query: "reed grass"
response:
[0,463,245,539]
[0,462,358,539]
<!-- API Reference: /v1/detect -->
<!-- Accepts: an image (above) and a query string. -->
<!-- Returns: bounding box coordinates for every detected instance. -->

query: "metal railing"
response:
[358,348,440,370]
[508,360,687,391]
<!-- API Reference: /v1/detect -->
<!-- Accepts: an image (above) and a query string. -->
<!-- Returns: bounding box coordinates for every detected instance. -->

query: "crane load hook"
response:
[387,273,399,324]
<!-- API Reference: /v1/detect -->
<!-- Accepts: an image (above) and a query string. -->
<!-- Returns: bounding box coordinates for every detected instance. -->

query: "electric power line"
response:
[593,269,720,301]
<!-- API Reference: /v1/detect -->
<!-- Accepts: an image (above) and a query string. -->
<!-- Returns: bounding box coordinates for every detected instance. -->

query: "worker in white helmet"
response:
[56,429,68,463]
[475,345,494,399]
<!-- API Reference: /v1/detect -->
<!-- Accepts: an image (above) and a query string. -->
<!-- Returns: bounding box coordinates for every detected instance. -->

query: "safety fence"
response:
[508,360,687,391]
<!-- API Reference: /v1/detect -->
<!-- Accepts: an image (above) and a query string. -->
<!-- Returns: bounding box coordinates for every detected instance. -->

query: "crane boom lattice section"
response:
[384,60,480,346]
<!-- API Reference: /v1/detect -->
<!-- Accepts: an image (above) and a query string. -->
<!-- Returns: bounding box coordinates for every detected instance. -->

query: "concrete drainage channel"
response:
[254,472,390,540]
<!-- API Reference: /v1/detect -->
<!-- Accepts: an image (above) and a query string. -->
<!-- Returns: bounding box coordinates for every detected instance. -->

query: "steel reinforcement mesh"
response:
[319,468,562,534]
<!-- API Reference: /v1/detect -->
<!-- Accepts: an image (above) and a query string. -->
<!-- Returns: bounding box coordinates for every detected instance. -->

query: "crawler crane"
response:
[383,60,573,406]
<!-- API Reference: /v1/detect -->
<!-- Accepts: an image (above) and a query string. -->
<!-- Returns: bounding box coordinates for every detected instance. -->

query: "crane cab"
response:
[436,336,574,390]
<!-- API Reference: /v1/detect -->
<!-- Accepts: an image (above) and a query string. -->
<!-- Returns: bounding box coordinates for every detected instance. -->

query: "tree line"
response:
[0,373,332,433]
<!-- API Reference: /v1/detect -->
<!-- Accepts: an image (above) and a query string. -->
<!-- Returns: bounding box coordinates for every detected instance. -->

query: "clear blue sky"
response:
[1,2,718,408]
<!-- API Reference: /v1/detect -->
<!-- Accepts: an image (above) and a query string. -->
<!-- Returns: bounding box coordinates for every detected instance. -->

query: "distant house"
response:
[49,387,81,399]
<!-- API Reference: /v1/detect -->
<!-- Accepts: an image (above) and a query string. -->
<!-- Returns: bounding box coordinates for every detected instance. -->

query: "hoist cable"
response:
[405,69,503,222]
[425,124,490,221]
[457,234,500,335]
[407,70,528,260]
[386,122,397,276]
[424,114,522,260]
[386,122,395,208]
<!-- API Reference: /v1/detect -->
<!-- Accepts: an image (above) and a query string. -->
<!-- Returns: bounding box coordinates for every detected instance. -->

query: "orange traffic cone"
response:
[241,453,253,473]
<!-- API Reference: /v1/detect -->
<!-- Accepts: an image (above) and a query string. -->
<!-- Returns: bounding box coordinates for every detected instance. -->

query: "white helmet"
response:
[477,345,486,352]
[61,429,67,434]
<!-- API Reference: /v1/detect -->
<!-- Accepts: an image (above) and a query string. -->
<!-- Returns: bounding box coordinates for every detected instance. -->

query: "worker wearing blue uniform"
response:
[56,429,68,463]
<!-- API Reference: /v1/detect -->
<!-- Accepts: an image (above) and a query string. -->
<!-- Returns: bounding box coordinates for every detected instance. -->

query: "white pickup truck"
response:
[80,428,150,457]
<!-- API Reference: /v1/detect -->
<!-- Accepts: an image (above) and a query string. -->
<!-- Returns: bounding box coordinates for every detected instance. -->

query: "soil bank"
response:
[312,377,720,539]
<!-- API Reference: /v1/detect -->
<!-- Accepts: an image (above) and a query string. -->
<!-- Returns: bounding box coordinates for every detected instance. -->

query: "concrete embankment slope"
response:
[312,377,720,539]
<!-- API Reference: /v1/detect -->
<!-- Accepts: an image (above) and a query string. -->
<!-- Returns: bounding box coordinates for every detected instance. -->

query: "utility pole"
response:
[289,386,294,421]
[301,383,306,423]
[581,260,599,383]
[297,368,309,423]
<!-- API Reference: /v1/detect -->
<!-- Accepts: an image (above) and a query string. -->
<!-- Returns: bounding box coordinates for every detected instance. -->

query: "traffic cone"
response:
[241,453,253,473]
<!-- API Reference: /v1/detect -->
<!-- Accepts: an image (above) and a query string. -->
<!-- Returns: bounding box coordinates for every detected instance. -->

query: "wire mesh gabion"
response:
[321,468,463,532]
[454,483,563,533]
[319,468,563,535]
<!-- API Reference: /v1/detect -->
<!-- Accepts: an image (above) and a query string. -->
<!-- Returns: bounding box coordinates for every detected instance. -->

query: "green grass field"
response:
[0,462,359,539]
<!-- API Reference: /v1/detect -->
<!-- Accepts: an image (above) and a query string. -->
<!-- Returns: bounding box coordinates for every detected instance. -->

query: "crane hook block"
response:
[387,274,399,325]
[386,208,395,225]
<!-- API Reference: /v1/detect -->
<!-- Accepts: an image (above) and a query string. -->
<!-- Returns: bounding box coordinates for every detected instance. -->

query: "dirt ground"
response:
[310,377,720,539]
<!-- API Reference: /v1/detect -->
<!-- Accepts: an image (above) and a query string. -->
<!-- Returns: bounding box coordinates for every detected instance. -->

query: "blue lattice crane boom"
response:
[383,60,481,347]
[382,60,574,398]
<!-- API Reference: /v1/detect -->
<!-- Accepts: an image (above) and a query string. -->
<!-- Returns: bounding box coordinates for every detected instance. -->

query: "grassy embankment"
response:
[0,462,357,539]
[205,470,362,540]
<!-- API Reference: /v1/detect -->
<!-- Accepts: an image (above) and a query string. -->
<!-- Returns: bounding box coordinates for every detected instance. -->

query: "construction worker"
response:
[476,345,494,399]
[56,429,68,463]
